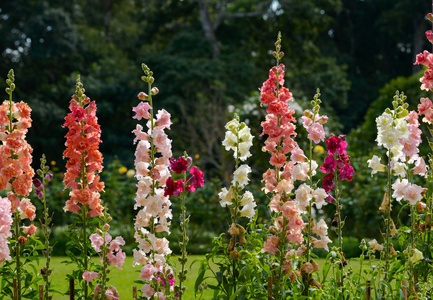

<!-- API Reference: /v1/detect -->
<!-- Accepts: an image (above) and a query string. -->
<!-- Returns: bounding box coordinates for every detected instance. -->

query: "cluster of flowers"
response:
[292,101,333,258]
[0,98,36,216]
[139,264,176,299]
[320,135,354,199]
[62,82,104,217]
[259,37,306,276]
[132,65,175,297]
[164,156,204,197]
[219,116,256,220]
[368,102,426,205]
[89,230,126,270]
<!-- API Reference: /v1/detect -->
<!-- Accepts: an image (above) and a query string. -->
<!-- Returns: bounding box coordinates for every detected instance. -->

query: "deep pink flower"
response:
[164,177,184,197]
[169,157,189,174]
[187,166,204,193]
[320,156,335,173]
[321,173,335,193]
[326,135,347,156]
[338,164,354,181]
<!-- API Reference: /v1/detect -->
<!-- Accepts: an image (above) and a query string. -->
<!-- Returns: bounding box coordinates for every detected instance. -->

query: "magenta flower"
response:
[187,166,204,192]
[326,135,347,156]
[169,157,189,174]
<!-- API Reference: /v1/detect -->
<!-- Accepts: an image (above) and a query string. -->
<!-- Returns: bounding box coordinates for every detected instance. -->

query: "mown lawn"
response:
[40,256,367,299]
[46,255,213,300]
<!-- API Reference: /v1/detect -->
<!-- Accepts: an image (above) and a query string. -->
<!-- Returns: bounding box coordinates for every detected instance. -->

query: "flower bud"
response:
[151,87,159,95]
[137,92,149,100]
[417,201,427,213]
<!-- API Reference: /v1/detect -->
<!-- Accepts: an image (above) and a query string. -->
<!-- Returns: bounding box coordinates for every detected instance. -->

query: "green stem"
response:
[384,155,392,282]
[82,205,89,299]
[100,229,108,299]
[178,172,188,300]
[42,181,51,300]
[14,212,21,300]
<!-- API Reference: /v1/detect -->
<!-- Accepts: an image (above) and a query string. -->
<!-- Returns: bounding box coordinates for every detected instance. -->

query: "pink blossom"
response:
[22,224,37,236]
[427,30,433,44]
[109,236,125,252]
[89,233,104,252]
[262,236,279,255]
[19,198,36,221]
[312,235,332,251]
[132,102,152,120]
[413,157,429,176]
[420,68,433,90]
[105,286,120,300]
[141,284,155,298]
[307,123,325,144]
[403,183,424,205]
[155,109,172,130]
[140,264,157,281]
[290,146,307,163]
[107,250,126,270]
[132,124,148,144]
[391,178,409,201]
[82,270,100,285]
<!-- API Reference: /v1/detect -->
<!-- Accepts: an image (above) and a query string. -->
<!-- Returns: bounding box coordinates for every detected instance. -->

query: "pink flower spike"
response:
[132,102,152,120]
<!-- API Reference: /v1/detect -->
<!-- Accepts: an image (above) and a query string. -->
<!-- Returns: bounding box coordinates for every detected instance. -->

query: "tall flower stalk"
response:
[296,91,331,293]
[0,70,37,299]
[33,155,54,300]
[132,64,175,299]
[63,75,105,299]
[260,33,303,297]
[414,12,433,284]
[367,92,425,295]
[217,114,255,296]
[164,155,204,299]
[320,134,354,287]
[87,210,125,299]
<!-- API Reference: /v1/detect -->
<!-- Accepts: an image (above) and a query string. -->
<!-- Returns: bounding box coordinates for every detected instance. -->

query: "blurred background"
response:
[0,0,432,257]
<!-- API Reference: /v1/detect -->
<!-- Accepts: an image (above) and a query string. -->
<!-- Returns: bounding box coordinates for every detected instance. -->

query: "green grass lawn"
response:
[41,256,367,299]
[46,255,212,299]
